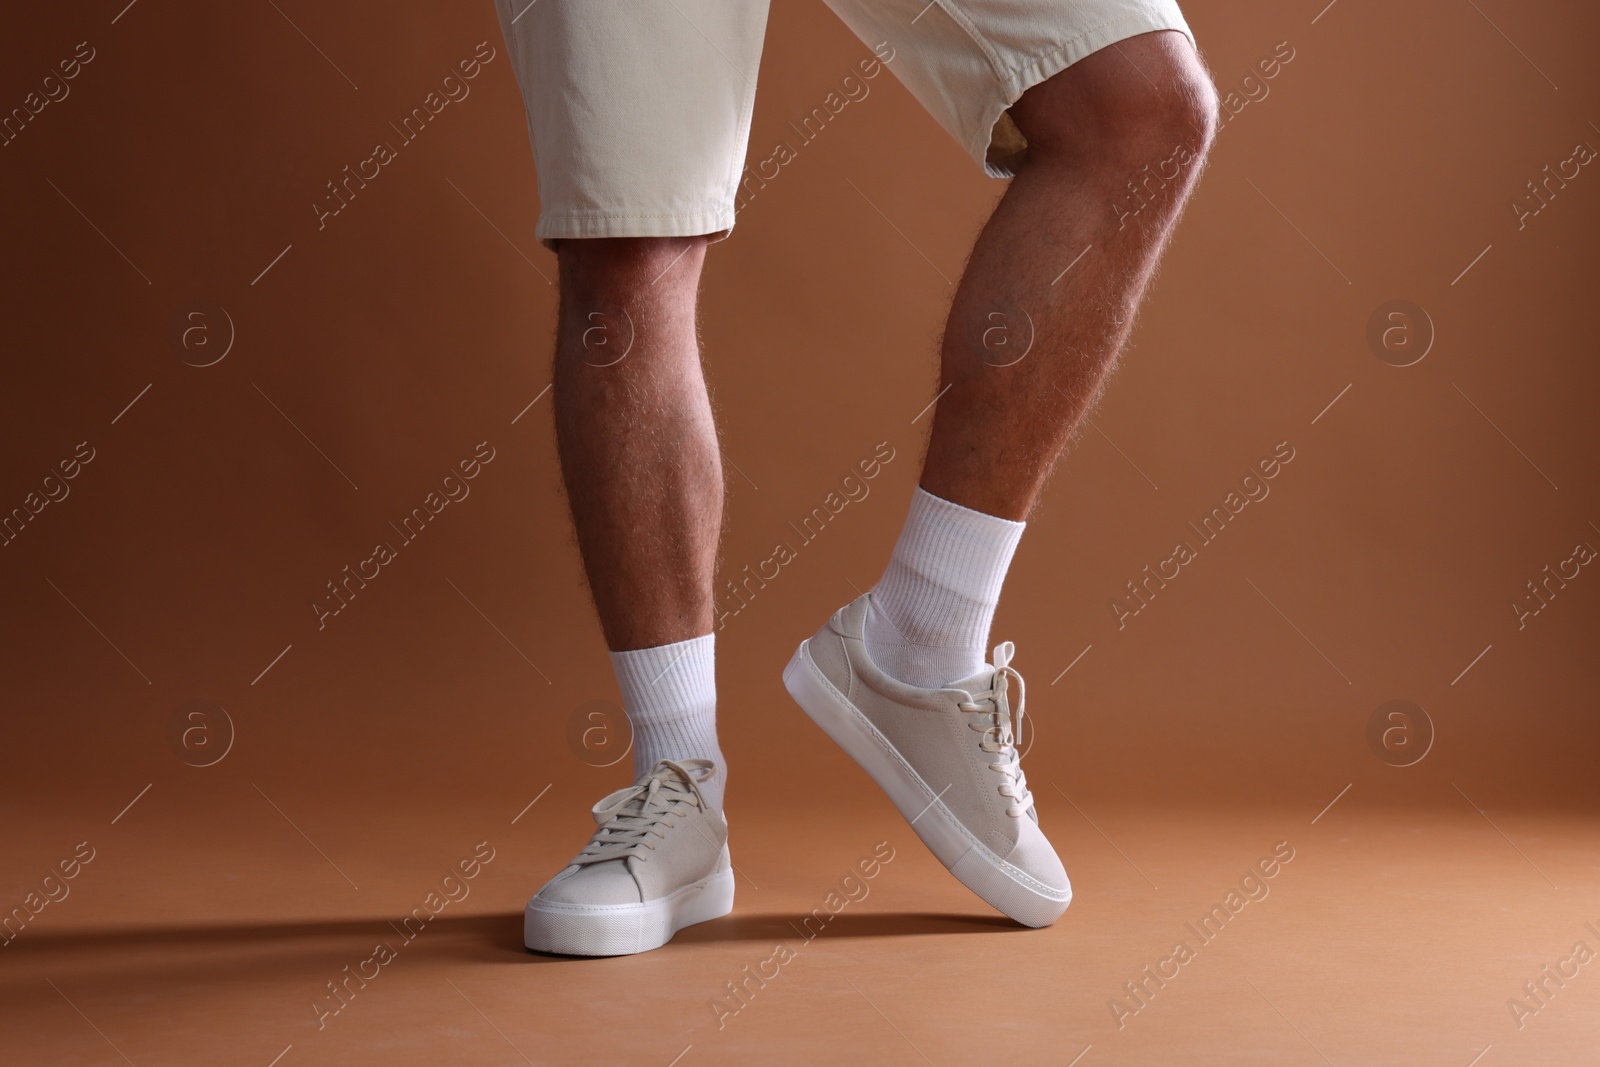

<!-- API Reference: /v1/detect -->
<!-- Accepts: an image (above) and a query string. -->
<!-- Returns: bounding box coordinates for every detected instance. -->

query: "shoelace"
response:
[572,758,713,867]
[958,642,1035,819]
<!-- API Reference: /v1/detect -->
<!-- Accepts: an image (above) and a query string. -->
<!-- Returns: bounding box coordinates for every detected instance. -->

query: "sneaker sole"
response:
[524,866,735,956]
[784,638,1070,928]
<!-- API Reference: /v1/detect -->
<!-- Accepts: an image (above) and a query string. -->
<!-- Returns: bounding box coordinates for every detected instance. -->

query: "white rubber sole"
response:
[784,638,1070,928]
[524,865,735,956]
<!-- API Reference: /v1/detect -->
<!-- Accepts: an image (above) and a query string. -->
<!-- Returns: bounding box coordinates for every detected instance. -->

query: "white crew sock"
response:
[609,633,726,810]
[865,487,1025,688]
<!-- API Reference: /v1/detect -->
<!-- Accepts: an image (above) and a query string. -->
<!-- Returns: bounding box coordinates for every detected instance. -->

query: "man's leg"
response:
[866,31,1217,687]
[524,234,736,955]
[924,30,1214,515]
[784,29,1215,927]
[553,236,728,810]
[555,237,719,650]
[497,0,766,955]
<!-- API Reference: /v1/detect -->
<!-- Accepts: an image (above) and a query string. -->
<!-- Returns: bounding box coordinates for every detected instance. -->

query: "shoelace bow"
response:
[573,758,712,866]
[959,642,1035,819]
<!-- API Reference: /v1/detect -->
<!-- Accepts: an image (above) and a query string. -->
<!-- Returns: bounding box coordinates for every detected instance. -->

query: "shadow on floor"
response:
[1,912,528,972]
[673,910,1020,945]
[3,906,1019,975]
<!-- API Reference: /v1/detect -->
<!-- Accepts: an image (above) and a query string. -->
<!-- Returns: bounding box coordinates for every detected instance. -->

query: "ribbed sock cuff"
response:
[866,488,1025,687]
[609,633,725,809]
[610,633,716,723]
[876,487,1024,641]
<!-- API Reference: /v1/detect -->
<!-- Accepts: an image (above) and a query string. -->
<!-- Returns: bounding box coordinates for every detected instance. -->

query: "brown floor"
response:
[6,784,1597,1065]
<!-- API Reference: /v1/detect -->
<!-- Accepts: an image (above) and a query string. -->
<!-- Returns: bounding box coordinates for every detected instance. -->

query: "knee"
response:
[1010,31,1216,173]
[558,236,707,304]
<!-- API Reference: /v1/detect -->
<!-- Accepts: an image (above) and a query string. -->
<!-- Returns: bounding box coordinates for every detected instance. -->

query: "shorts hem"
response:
[972,8,1197,179]
[534,209,737,251]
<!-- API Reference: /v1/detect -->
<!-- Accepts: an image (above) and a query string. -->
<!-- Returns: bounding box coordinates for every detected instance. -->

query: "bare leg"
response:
[920,31,1217,520]
[553,236,719,651]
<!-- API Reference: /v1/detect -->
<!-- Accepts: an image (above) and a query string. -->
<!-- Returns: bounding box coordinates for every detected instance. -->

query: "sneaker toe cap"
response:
[536,862,642,906]
[1006,819,1072,898]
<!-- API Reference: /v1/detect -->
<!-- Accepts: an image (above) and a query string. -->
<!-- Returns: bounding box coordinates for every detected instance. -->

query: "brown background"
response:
[2,1,1597,1064]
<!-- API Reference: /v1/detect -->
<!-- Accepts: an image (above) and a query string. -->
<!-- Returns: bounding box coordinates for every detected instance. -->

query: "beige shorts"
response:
[494,0,1193,248]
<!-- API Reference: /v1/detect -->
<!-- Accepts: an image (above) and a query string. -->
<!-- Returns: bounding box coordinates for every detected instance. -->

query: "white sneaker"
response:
[784,594,1071,927]
[524,758,734,956]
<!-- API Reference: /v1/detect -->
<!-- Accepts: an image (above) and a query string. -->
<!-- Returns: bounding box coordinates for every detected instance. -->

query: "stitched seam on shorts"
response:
[997,10,1193,86]
[539,210,733,222]
[725,52,761,221]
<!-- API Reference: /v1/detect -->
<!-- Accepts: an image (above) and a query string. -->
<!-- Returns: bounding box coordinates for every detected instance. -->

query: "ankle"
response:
[610,633,726,810]
[864,488,1023,687]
